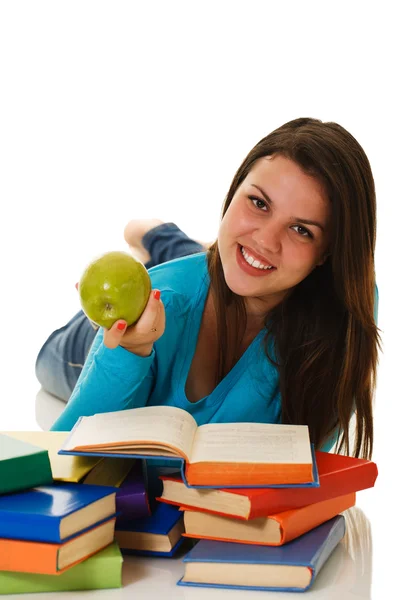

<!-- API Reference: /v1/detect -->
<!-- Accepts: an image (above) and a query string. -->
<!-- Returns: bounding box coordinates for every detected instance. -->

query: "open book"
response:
[59,406,317,488]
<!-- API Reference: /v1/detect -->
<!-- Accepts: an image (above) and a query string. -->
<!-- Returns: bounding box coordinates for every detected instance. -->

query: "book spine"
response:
[306,516,346,590]
[0,453,53,495]
[116,490,150,519]
[0,514,60,543]
[278,492,356,544]
[0,559,122,593]
[249,462,377,517]
[0,538,58,574]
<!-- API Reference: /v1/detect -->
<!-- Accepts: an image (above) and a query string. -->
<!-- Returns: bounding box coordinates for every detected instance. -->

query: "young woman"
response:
[40,117,380,459]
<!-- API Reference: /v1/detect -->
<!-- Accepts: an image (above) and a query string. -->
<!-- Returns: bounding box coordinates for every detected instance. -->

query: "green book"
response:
[0,433,53,495]
[0,542,123,594]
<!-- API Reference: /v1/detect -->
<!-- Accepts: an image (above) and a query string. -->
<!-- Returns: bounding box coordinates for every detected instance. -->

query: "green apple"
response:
[79,251,151,329]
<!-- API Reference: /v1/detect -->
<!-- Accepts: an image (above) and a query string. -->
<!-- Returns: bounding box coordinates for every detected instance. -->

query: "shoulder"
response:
[148,252,209,308]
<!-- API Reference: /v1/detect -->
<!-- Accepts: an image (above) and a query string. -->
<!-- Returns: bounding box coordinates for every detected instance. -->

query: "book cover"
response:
[182,492,355,545]
[58,406,320,489]
[82,456,134,487]
[116,465,150,521]
[0,482,117,542]
[0,518,116,575]
[0,541,123,594]
[158,451,377,518]
[2,430,101,482]
[115,501,184,556]
[0,433,53,494]
[178,515,345,592]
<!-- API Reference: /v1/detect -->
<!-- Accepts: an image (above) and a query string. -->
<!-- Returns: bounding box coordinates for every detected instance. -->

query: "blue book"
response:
[0,482,117,543]
[115,501,184,557]
[178,515,345,592]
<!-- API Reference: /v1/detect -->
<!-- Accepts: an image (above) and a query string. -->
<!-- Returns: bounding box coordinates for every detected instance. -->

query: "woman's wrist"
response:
[122,342,154,357]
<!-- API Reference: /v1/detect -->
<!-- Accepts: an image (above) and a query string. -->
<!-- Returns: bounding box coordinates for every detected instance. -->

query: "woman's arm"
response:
[50,327,156,431]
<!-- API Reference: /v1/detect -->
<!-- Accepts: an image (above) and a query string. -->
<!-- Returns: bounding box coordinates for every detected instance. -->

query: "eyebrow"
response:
[251,184,325,231]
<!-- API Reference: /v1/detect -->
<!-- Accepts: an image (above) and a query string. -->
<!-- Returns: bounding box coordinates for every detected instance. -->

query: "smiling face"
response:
[217,154,332,317]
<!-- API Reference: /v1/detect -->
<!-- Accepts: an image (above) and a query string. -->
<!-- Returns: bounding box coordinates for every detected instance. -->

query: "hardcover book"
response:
[82,456,135,486]
[0,541,123,594]
[2,430,100,482]
[0,433,53,494]
[59,405,318,488]
[116,464,150,521]
[182,492,355,545]
[0,518,116,574]
[0,482,117,542]
[158,451,377,518]
[115,501,184,556]
[178,515,345,592]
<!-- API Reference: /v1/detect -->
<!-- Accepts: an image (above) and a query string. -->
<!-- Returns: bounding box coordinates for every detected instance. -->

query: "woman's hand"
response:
[103,289,165,356]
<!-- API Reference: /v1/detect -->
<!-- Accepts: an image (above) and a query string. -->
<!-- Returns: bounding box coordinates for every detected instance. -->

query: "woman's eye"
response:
[292,225,313,239]
[249,196,268,211]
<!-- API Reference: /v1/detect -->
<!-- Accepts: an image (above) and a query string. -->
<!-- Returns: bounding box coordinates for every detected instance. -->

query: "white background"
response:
[0,2,398,596]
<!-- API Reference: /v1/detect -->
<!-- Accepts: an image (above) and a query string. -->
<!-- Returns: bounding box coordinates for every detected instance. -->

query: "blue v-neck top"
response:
[51,252,283,434]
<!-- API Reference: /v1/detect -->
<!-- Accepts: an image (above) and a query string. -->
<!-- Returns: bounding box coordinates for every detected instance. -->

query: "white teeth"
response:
[241,246,274,270]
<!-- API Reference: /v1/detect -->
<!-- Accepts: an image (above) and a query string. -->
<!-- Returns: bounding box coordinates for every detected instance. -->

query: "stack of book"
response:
[81,454,185,557]
[2,429,186,568]
[157,451,378,592]
[48,405,379,592]
[0,433,123,595]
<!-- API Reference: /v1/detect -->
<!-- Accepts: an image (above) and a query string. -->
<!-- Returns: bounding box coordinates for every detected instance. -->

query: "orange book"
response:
[0,519,115,575]
[158,451,378,518]
[182,492,355,546]
[60,406,316,487]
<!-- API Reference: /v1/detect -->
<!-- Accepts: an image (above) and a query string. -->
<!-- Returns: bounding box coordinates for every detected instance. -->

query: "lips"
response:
[240,245,276,269]
[236,244,277,277]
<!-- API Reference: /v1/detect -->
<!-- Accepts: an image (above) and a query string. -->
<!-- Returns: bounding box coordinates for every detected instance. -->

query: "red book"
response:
[182,492,355,545]
[157,451,377,520]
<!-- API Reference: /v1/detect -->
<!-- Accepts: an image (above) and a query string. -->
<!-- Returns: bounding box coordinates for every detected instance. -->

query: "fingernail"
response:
[117,322,126,331]
[153,290,161,301]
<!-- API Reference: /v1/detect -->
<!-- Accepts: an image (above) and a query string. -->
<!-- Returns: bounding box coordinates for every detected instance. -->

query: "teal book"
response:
[0,541,123,594]
[0,433,53,495]
[178,515,345,592]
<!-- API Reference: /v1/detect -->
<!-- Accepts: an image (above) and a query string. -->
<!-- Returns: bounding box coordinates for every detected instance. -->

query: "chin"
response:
[223,272,266,298]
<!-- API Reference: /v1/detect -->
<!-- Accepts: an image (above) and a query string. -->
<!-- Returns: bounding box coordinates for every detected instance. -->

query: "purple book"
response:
[116,466,150,522]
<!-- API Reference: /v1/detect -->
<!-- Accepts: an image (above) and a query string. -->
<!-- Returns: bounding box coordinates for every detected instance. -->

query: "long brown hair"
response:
[207,117,380,459]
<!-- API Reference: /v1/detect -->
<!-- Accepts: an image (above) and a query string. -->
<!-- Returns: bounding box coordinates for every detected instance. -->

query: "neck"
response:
[244,294,283,322]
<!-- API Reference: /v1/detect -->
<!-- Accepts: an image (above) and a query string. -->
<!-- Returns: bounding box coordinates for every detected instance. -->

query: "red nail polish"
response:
[117,322,126,331]
[153,290,161,301]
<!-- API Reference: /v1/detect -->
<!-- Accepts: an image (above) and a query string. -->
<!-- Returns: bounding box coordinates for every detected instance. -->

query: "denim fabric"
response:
[35,311,98,402]
[35,223,205,401]
[142,222,204,268]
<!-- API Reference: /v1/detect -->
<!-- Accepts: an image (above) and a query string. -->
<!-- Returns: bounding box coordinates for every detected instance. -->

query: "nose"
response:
[252,218,283,255]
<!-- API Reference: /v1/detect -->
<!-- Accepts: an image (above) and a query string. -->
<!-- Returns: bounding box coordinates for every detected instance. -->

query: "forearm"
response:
[50,329,155,431]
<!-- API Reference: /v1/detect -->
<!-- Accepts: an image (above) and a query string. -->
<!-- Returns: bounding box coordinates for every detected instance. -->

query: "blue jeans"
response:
[35,223,204,401]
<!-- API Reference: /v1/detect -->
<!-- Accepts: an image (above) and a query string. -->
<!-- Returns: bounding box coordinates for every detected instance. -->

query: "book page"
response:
[62,406,198,461]
[189,423,312,465]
